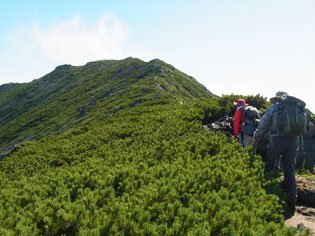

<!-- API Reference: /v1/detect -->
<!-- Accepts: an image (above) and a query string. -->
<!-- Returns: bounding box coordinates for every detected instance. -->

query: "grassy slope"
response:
[0,57,214,155]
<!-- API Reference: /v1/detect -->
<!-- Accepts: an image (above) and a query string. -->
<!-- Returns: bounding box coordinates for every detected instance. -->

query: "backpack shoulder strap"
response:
[240,106,246,119]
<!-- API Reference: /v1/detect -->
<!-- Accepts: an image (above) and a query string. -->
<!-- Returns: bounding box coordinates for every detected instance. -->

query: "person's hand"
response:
[253,131,260,142]
[232,135,238,140]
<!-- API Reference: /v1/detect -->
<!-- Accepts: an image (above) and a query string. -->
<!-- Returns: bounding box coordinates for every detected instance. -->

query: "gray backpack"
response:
[242,106,261,136]
[273,96,307,136]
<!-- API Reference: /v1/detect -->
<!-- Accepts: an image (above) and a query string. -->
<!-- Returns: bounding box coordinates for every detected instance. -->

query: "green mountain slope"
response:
[0,58,307,234]
[0,99,297,235]
[0,57,214,155]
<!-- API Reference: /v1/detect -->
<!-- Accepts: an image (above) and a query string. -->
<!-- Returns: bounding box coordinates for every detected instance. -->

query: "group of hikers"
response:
[233,91,310,219]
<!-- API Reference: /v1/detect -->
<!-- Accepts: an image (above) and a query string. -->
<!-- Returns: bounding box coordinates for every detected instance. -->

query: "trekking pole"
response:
[274,157,279,178]
[241,132,244,148]
[274,156,282,178]
[253,138,258,156]
[300,135,304,153]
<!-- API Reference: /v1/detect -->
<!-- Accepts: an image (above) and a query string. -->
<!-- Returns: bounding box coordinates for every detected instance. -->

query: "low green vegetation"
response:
[0,97,300,235]
[0,58,213,156]
[1,58,312,235]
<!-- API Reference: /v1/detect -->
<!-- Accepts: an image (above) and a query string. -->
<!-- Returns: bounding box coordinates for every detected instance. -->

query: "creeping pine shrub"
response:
[0,100,298,235]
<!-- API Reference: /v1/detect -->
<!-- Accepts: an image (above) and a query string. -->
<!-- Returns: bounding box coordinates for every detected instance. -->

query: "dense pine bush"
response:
[0,98,299,235]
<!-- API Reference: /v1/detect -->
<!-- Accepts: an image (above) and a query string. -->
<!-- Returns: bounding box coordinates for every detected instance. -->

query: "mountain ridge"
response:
[0,57,215,155]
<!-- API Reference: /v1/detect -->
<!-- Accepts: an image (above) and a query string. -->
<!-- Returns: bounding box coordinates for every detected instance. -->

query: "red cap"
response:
[234,99,248,106]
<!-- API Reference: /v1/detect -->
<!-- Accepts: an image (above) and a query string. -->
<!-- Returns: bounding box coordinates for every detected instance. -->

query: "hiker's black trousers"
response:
[265,136,298,204]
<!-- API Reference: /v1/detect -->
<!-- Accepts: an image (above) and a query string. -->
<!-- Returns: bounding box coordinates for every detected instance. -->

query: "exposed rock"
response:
[141,88,150,94]
[183,86,195,95]
[297,223,307,231]
[87,98,96,107]
[77,106,86,116]
[297,207,315,218]
[0,83,19,92]
[296,137,315,172]
[296,176,315,206]
[129,99,144,107]
[285,206,315,235]
[161,85,168,92]
[0,135,34,161]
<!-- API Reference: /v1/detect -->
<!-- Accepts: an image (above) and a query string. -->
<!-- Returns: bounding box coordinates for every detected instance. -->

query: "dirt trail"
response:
[285,176,315,235]
[285,206,315,235]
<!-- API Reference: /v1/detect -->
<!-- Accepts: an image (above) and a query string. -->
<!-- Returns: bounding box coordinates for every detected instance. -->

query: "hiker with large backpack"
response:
[253,91,308,218]
[233,99,261,147]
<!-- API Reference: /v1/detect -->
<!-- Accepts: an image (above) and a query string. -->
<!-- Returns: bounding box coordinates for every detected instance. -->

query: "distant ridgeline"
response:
[0,57,313,234]
[0,57,213,156]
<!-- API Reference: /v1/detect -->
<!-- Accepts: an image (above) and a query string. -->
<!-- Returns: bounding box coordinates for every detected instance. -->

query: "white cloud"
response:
[32,13,127,64]
[0,12,152,85]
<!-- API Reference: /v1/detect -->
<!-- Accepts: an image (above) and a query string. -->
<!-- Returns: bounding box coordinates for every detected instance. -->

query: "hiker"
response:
[233,99,255,147]
[253,91,307,217]
[233,99,259,147]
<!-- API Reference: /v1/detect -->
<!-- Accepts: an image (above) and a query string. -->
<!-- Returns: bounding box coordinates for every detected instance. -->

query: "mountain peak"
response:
[55,64,72,70]
[0,57,214,155]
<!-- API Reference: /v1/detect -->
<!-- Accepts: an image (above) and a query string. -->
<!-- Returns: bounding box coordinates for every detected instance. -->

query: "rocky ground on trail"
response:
[285,205,315,235]
[285,176,315,235]
[296,176,315,205]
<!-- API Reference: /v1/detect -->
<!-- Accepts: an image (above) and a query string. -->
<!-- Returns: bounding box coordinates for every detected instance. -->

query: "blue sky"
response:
[1,0,315,112]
